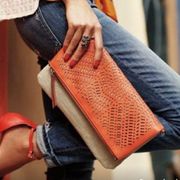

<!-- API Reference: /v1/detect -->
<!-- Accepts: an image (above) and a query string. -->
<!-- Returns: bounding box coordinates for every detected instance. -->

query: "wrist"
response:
[62,0,87,6]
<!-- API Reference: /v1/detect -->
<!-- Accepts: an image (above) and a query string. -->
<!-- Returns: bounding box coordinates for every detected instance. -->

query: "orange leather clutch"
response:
[48,40,165,161]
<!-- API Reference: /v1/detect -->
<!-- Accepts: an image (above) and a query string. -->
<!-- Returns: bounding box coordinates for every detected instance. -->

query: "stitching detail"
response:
[37,7,62,50]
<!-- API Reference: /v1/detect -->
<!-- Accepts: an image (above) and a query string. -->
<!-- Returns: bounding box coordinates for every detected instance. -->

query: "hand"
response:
[62,0,103,69]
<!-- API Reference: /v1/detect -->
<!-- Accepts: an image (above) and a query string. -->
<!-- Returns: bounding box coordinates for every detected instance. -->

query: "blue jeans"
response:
[15,0,180,175]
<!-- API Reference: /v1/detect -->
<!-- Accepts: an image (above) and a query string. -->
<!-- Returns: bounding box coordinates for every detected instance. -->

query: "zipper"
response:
[50,67,56,108]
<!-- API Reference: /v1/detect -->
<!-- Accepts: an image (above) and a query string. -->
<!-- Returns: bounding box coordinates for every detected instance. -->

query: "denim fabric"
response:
[45,162,95,180]
[15,0,180,170]
[143,1,172,179]
[143,0,167,62]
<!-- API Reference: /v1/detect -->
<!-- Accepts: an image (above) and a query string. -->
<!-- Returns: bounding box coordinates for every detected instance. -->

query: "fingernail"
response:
[69,60,77,69]
[63,53,71,62]
[93,60,101,69]
[63,46,67,53]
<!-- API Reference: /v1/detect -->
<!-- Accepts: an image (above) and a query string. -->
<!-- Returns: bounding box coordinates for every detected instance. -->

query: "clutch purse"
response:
[37,40,165,169]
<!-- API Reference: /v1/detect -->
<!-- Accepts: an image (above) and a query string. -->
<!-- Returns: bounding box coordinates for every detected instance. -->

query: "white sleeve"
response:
[0,0,40,21]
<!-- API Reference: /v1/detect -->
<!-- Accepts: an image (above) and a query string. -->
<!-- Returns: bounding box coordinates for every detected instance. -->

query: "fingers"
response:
[63,27,84,62]
[63,25,76,53]
[69,26,93,68]
[93,25,103,69]
[63,23,103,69]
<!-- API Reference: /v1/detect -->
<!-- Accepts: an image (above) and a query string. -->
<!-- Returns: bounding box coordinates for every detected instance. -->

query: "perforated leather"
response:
[49,40,164,160]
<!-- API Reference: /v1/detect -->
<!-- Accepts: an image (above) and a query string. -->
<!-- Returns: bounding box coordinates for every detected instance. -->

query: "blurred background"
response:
[0,0,180,179]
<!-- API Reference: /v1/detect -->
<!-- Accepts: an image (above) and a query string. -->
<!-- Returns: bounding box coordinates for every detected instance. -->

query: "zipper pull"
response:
[50,68,56,108]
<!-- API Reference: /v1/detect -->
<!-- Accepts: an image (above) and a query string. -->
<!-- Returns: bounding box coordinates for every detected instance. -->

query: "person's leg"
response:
[0,113,43,176]
[37,57,95,180]
[14,0,97,171]
[14,0,180,169]
[45,162,94,180]
[90,8,180,151]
